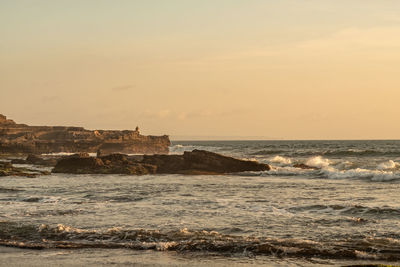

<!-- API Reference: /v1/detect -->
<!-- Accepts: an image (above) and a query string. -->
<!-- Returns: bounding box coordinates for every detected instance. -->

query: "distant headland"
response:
[0,114,170,155]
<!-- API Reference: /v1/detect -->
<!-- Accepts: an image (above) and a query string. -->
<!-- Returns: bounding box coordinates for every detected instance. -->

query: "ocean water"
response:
[1,140,400,266]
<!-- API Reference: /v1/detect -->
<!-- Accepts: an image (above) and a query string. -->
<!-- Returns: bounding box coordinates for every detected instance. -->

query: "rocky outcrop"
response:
[142,149,270,174]
[0,161,50,177]
[11,154,58,166]
[293,163,319,170]
[52,150,270,175]
[52,153,157,175]
[0,114,170,155]
[0,114,15,125]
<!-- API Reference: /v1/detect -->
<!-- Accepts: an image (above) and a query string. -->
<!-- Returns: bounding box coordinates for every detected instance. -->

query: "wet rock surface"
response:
[52,150,270,175]
[293,163,320,170]
[0,161,50,178]
[52,153,157,175]
[142,149,270,174]
[11,154,57,166]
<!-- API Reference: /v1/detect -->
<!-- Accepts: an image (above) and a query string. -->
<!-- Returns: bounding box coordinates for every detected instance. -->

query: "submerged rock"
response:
[293,163,319,170]
[52,149,270,175]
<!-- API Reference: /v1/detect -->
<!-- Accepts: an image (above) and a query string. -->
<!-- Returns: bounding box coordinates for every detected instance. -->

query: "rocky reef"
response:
[11,154,58,167]
[52,149,270,175]
[0,161,50,178]
[0,114,170,155]
[292,163,319,170]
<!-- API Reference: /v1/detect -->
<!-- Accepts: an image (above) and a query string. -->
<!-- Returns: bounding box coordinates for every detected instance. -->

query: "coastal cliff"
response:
[0,114,170,154]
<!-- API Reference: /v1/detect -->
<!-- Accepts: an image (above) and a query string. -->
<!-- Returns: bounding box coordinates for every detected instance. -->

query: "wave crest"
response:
[269,156,292,165]
[378,160,400,170]
[306,156,331,168]
[320,168,400,181]
[1,222,400,260]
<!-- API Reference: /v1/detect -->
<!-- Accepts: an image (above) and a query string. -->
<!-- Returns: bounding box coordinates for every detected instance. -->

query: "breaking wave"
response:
[1,222,400,261]
[251,149,400,158]
[262,166,400,182]
[290,204,400,217]
[305,156,331,168]
[269,156,292,165]
[263,166,313,177]
[255,155,400,182]
[377,160,400,170]
[322,149,400,157]
[320,168,400,181]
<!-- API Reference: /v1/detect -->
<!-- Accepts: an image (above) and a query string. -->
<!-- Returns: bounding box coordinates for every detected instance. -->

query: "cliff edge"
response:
[0,114,170,154]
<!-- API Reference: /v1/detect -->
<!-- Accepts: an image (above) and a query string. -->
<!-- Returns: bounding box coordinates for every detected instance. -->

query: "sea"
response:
[1,140,400,266]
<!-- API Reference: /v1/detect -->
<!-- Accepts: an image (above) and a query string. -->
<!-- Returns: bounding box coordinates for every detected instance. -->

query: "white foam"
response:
[322,167,400,181]
[261,162,400,182]
[371,172,400,181]
[266,166,313,176]
[377,160,399,170]
[269,156,292,165]
[322,168,373,179]
[306,156,331,168]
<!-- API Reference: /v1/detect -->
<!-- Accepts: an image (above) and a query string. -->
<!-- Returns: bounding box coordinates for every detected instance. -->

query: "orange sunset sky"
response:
[1,1,400,139]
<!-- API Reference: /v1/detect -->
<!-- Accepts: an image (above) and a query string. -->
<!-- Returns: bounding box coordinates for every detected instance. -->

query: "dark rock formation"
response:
[11,154,58,166]
[0,161,50,177]
[0,114,170,155]
[143,149,270,174]
[293,163,319,170]
[52,149,270,175]
[52,153,157,175]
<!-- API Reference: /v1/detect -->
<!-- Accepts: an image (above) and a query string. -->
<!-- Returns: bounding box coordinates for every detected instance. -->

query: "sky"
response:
[1,0,400,140]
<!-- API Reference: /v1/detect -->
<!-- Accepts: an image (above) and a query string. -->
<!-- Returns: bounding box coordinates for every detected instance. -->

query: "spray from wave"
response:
[269,156,292,165]
[305,156,331,168]
[377,160,400,170]
[256,154,400,182]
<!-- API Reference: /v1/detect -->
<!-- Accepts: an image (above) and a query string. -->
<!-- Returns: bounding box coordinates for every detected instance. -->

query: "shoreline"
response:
[0,246,398,267]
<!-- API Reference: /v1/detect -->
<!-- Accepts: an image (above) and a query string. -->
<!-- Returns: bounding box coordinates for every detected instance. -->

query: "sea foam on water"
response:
[377,160,399,170]
[306,156,331,168]
[269,155,292,165]
[3,140,400,265]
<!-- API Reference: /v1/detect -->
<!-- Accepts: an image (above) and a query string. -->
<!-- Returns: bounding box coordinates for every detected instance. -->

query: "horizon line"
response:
[170,138,400,141]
